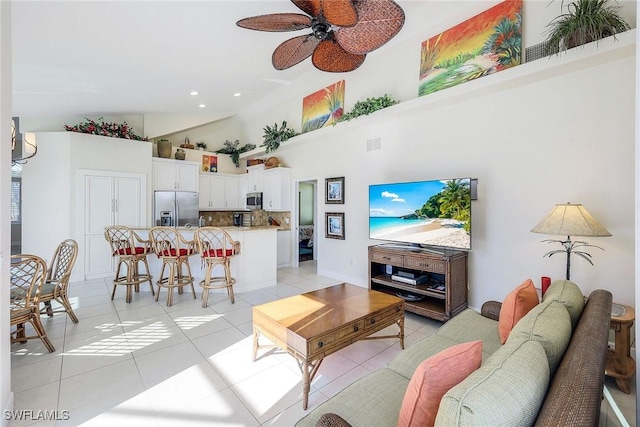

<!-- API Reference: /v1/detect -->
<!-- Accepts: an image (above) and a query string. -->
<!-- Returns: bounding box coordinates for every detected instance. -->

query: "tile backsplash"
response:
[198,210,290,229]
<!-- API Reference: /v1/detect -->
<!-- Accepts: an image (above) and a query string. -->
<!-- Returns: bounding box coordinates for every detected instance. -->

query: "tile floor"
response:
[9,261,637,426]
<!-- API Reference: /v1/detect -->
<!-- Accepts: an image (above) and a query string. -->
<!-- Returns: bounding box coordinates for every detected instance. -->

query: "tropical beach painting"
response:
[369,178,471,250]
[418,0,522,97]
[302,80,345,133]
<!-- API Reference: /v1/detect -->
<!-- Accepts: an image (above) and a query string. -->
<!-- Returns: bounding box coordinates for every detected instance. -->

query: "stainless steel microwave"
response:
[246,192,262,210]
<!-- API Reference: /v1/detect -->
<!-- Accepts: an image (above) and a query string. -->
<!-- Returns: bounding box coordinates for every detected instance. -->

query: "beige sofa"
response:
[295,280,612,427]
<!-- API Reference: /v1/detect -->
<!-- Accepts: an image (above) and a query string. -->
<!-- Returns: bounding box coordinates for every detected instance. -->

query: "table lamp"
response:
[531,202,611,280]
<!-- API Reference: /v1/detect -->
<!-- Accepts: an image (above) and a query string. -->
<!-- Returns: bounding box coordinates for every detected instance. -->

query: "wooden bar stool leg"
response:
[141,256,155,295]
[155,261,166,302]
[184,259,196,300]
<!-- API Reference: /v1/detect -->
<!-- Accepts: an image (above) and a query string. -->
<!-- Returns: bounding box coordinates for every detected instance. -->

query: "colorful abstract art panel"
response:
[419,0,522,97]
[302,80,345,133]
[202,154,218,173]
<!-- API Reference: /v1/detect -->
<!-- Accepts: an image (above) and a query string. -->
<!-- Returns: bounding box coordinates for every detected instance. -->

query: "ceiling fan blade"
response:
[272,34,321,70]
[291,0,357,27]
[312,39,366,72]
[236,13,312,32]
[335,0,405,54]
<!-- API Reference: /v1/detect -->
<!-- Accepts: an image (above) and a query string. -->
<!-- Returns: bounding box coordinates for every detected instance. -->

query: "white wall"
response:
[21,132,153,280]
[242,32,636,309]
[1,2,12,423]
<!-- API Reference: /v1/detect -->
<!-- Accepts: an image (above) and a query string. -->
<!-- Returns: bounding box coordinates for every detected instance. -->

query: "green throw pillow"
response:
[435,339,549,427]
[506,299,571,375]
[542,279,585,328]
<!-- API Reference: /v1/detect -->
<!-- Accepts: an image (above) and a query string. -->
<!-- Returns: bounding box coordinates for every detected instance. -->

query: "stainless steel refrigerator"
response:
[154,191,199,227]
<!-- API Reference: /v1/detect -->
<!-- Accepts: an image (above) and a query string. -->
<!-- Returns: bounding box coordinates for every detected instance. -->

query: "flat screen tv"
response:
[369,178,471,251]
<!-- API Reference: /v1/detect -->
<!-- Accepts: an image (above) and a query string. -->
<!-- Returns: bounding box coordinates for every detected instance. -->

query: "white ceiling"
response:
[10,1,497,122]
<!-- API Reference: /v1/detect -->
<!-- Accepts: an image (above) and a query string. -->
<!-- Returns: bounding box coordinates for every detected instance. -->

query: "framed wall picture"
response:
[325,212,345,240]
[325,177,345,204]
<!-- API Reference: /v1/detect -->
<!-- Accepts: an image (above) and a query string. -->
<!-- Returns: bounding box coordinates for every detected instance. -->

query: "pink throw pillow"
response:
[397,340,482,427]
[498,278,539,344]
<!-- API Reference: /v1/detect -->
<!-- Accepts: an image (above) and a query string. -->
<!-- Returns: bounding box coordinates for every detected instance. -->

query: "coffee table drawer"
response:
[309,319,365,354]
[365,305,403,331]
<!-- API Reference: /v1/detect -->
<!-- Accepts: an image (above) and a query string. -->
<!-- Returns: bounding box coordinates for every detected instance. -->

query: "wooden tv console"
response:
[368,244,468,321]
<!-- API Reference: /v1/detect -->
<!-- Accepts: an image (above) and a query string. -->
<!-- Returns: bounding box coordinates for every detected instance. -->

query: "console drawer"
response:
[371,251,403,266]
[404,257,446,274]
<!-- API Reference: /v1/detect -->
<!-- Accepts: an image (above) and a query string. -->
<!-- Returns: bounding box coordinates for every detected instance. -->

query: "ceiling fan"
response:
[236,0,405,73]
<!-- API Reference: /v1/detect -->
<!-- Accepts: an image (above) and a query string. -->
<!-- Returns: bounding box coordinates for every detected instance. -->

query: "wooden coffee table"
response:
[252,283,404,409]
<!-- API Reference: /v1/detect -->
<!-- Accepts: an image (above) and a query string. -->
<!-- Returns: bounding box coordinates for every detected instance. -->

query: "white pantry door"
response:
[81,170,146,280]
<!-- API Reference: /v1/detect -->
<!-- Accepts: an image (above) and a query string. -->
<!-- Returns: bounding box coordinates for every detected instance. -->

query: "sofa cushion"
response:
[542,279,584,328]
[397,341,482,427]
[435,339,549,427]
[294,368,409,427]
[506,299,571,375]
[498,278,539,344]
[388,334,469,380]
[435,308,502,357]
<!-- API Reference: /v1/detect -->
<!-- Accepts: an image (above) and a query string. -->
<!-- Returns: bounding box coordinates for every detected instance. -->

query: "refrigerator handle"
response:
[175,199,179,227]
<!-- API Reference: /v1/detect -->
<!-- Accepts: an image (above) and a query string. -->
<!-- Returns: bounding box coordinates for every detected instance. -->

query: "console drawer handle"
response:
[353,326,359,332]
[317,341,324,348]
[370,319,376,325]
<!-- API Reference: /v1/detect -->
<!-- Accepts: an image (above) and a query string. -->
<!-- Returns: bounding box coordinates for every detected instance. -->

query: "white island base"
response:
[134,227,277,295]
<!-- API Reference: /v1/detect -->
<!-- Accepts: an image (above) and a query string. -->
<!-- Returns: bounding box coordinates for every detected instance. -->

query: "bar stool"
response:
[104,226,155,303]
[149,227,197,306]
[195,227,240,308]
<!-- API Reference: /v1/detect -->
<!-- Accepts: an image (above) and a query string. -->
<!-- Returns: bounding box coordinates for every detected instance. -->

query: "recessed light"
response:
[233,92,241,97]
[190,91,199,96]
[198,104,206,108]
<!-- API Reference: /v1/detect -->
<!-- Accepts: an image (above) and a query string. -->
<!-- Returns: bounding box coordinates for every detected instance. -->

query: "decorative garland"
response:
[64,117,147,141]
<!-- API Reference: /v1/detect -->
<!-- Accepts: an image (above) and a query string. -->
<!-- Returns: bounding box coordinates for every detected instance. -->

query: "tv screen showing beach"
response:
[369,178,471,250]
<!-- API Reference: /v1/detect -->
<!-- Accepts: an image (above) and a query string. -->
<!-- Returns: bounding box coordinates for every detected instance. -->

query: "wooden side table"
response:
[604,303,635,393]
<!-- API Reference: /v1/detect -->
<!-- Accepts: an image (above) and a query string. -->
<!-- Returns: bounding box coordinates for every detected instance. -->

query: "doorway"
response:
[295,179,317,265]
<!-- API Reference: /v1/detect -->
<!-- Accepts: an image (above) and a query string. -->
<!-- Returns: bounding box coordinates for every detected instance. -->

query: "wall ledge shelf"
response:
[240,29,636,160]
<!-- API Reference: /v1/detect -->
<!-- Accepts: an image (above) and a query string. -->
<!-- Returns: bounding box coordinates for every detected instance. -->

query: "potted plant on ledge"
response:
[544,0,630,55]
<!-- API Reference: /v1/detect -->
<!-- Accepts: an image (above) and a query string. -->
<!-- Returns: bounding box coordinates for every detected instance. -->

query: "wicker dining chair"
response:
[39,239,79,323]
[104,226,155,303]
[195,227,240,308]
[10,254,56,352]
[149,227,197,306]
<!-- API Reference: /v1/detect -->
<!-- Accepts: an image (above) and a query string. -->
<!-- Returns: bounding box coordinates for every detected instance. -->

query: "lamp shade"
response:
[531,203,611,237]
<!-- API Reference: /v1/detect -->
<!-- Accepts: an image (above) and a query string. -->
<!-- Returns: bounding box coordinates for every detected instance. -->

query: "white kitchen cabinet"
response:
[263,167,292,211]
[225,175,240,209]
[277,230,291,268]
[247,164,264,192]
[199,173,241,210]
[238,175,248,210]
[153,158,199,191]
[83,171,146,279]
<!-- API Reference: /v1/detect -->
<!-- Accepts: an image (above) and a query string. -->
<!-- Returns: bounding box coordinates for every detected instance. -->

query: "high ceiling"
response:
[10,1,498,122]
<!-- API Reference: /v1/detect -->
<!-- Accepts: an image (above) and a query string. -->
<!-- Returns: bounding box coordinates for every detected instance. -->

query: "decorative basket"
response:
[265,157,282,169]
[247,159,265,166]
[180,137,194,150]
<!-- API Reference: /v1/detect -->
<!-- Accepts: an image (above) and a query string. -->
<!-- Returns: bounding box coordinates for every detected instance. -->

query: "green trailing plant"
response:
[336,94,399,124]
[261,121,297,153]
[544,0,630,56]
[214,139,256,168]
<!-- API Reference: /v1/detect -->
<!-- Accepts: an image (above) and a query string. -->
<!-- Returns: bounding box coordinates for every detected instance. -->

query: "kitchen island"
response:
[134,226,278,294]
